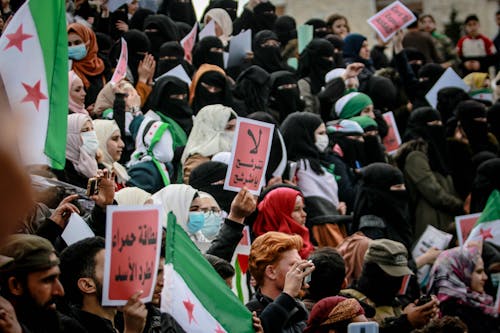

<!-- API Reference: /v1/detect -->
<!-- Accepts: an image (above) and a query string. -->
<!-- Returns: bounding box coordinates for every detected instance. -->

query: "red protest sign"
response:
[110,38,128,85]
[382,111,401,155]
[455,213,481,246]
[367,1,416,42]
[103,205,162,306]
[224,118,274,195]
[181,23,198,64]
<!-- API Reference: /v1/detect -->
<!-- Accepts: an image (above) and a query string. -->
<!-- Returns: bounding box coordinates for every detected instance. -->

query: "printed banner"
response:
[367,1,416,42]
[110,38,128,85]
[181,23,198,64]
[102,205,162,306]
[382,111,401,155]
[224,118,274,195]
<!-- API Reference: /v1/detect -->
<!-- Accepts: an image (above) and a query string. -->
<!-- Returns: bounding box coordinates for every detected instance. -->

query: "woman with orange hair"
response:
[67,23,109,112]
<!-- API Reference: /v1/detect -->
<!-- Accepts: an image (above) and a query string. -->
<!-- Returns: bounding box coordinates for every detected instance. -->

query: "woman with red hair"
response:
[253,186,314,259]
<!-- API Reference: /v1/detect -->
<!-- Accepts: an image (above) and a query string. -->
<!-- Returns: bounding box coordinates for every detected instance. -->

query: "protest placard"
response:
[181,23,198,64]
[425,67,470,109]
[382,111,401,155]
[455,213,482,246]
[110,38,128,85]
[227,29,252,68]
[199,19,216,41]
[61,213,95,246]
[412,224,453,285]
[155,64,192,86]
[298,24,313,54]
[224,118,274,195]
[102,205,162,306]
[367,1,416,42]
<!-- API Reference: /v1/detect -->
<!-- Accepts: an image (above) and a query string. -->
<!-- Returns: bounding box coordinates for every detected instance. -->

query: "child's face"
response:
[465,20,480,35]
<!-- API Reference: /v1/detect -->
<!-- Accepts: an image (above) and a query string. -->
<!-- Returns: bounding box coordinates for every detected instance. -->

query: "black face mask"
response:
[194,85,224,113]
[255,45,283,73]
[269,87,301,123]
[205,50,224,69]
[462,120,490,153]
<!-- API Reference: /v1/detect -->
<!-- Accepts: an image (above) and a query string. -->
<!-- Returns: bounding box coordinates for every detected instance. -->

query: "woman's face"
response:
[290,196,307,226]
[359,40,370,60]
[81,120,93,133]
[331,18,348,38]
[106,130,125,162]
[70,76,86,105]
[199,196,221,214]
[225,118,237,132]
[68,32,85,47]
[360,105,375,119]
[314,123,326,136]
[470,257,488,293]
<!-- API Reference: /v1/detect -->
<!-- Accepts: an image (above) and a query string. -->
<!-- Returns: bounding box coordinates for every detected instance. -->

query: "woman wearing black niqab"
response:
[158,0,197,26]
[189,65,233,115]
[298,39,335,114]
[232,65,271,116]
[129,8,154,30]
[470,158,500,213]
[273,15,297,47]
[352,163,413,250]
[145,75,193,135]
[268,71,303,124]
[233,1,277,35]
[304,18,329,38]
[143,14,179,59]
[156,41,194,78]
[252,30,290,74]
[115,30,151,85]
[192,36,225,70]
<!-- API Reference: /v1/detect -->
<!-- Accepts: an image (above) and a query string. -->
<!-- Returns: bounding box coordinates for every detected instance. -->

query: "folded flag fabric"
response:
[466,190,500,247]
[0,0,68,169]
[161,213,254,333]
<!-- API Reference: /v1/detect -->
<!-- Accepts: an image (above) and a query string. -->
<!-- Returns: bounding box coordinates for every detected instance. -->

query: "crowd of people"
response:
[1,0,500,332]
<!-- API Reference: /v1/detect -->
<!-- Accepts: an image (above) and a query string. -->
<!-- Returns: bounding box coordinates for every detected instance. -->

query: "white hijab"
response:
[152,184,207,242]
[204,8,233,47]
[66,114,98,178]
[93,119,130,183]
[181,104,237,164]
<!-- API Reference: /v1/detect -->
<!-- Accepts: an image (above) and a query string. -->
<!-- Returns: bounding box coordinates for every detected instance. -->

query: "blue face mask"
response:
[68,44,87,60]
[187,212,205,234]
[201,212,223,239]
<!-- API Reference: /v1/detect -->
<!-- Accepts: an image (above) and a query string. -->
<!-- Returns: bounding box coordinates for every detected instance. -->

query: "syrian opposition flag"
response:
[161,213,254,333]
[0,0,68,169]
[466,190,500,246]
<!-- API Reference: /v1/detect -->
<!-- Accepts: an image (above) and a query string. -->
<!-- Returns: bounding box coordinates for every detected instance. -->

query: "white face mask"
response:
[81,131,99,156]
[315,134,329,152]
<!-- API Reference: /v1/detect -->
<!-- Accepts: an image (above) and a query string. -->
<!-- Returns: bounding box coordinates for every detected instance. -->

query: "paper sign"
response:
[425,67,470,109]
[382,111,401,155]
[455,213,481,246]
[110,38,128,85]
[155,64,192,86]
[224,118,275,195]
[181,23,198,64]
[298,24,313,54]
[61,213,95,246]
[227,29,252,68]
[287,57,298,70]
[107,0,133,13]
[199,19,216,41]
[367,1,416,42]
[102,205,163,306]
[411,224,453,285]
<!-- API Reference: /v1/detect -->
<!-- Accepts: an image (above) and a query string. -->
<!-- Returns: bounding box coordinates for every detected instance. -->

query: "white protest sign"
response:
[227,29,252,68]
[425,67,470,109]
[198,19,216,41]
[61,213,95,246]
[155,64,192,86]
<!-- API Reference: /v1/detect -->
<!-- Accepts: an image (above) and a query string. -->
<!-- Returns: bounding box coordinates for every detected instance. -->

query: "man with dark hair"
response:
[204,253,235,288]
[303,247,346,311]
[59,237,147,333]
[0,234,82,333]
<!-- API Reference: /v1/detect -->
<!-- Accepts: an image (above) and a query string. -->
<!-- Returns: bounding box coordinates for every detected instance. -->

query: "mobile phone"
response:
[86,178,99,197]
[348,322,379,333]
[416,295,432,306]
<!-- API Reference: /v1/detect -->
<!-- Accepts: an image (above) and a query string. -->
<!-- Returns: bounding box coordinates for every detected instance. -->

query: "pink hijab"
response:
[68,71,89,115]
[66,114,98,178]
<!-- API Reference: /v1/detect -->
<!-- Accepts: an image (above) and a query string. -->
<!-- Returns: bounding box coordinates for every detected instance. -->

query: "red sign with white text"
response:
[367,1,416,42]
[181,23,198,64]
[224,118,274,195]
[382,111,402,155]
[102,205,162,306]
